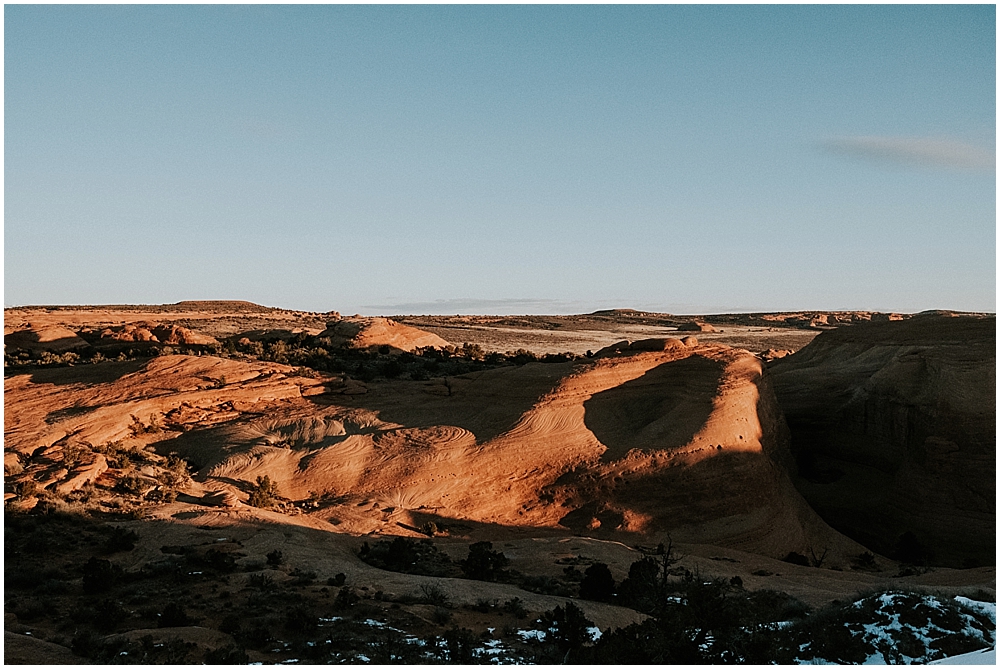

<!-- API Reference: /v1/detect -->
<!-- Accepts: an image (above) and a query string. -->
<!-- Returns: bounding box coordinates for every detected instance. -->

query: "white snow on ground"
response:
[928,647,996,665]
[516,629,546,641]
[955,597,997,624]
[796,593,996,665]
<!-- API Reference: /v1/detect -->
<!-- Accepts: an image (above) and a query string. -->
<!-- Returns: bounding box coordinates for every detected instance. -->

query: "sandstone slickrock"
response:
[4,324,91,353]
[318,317,450,352]
[5,344,862,561]
[768,313,996,567]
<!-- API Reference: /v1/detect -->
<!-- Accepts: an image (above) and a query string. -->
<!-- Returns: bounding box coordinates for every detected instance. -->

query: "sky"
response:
[5,5,996,315]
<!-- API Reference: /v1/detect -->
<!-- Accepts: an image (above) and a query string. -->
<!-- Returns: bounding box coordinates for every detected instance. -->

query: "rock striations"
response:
[5,342,859,562]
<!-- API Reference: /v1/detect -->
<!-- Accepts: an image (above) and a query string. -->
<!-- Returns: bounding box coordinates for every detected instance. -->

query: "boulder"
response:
[676,321,716,332]
[318,317,449,353]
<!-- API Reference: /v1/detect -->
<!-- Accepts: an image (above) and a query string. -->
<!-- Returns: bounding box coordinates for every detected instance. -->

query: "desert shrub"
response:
[248,475,280,508]
[145,487,176,503]
[290,567,316,585]
[128,414,162,436]
[433,607,454,626]
[359,537,455,577]
[327,572,347,587]
[616,555,662,612]
[579,562,615,602]
[159,602,193,628]
[82,557,123,594]
[14,478,38,498]
[36,578,70,596]
[266,549,284,566]
[204,548,238,573]
[104,526,139,553]
[240,623,273,649]
[334,586,360,610]
[419,582,450,606]
[116,474,154,496]
[503,597,528,619]
[461,541,509,581]
[94,598,129,633]
[542,602,595,653]
[381,359,403,378]
[15,598,50,622]
[247,573,275,590]
[7,567,48,590]
[520,574,575,597]
[442,627,477,664]
[284,606,317,633]
[472,597,498,613]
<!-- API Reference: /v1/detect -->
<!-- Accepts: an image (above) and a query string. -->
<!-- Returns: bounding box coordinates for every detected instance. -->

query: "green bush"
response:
[248,475,280,508]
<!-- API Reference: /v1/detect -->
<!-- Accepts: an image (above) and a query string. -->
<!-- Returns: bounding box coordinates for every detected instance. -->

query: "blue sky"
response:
[5,5,995,314]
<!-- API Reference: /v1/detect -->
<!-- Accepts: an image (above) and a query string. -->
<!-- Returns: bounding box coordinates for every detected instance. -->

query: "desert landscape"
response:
[6,5,994,665]
[4,302,995,664]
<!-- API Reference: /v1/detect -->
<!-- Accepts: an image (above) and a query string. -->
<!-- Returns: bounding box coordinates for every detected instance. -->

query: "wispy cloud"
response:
[823,136,995,171]
[360,298,587,316]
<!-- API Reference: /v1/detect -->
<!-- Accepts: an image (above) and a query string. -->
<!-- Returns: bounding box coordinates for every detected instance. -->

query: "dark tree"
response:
[579,563,615,602]
[460,541,509,581]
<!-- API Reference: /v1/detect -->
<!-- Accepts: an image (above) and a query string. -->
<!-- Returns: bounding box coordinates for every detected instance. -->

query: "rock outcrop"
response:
[4,324,91,353]
[676,321,716,332]
[98,322,218,346]
[768,313,995,567]
[5,345,862,562]
[318,317,449,352]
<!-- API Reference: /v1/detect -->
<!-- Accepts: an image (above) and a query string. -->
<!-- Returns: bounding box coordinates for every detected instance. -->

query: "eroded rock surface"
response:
[318,317,450,352]
[6,347,857,561]
[769,313,995,567]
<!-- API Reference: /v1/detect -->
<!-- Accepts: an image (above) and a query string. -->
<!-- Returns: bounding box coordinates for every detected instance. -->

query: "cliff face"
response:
[769,314,996,567]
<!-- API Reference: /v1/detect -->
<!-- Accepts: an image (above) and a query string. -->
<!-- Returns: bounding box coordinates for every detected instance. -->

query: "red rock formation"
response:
[98,322,218,346]
[769,313,995,567]
[676,321,716,332]
[317,317,449,352]
[4,324,90,353]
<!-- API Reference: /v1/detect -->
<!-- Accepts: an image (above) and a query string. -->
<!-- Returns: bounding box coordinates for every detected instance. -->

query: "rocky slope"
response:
[6,341,859,563]
[768,313,995,567]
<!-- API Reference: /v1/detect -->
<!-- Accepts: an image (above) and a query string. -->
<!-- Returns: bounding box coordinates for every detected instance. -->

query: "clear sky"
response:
[5,5,995,315]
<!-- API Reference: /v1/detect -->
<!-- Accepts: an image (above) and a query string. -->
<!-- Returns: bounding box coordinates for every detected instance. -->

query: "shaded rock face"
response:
[676,321,716,332]
[4,324,91,353]
[769,314,996,567]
